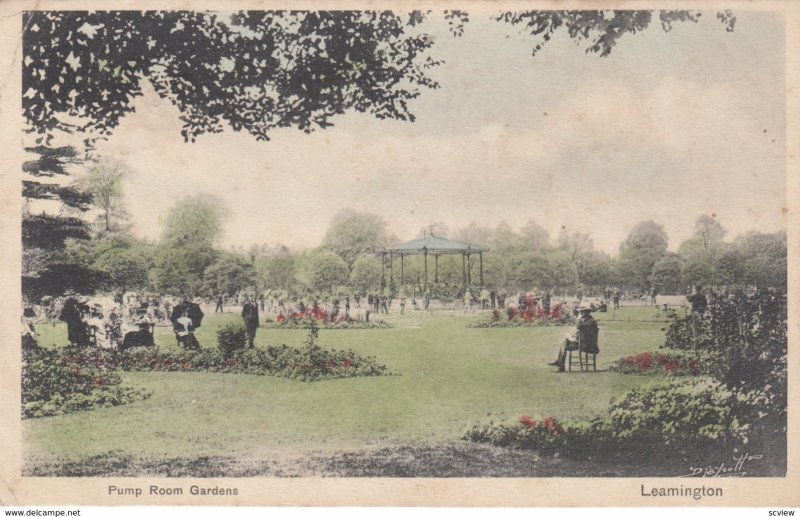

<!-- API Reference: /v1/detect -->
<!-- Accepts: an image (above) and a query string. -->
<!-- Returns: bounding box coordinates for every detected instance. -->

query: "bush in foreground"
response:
[463,377,774,455]
[22,347,150,419]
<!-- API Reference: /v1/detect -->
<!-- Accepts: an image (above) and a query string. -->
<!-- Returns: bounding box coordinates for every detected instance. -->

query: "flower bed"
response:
[262,317,390,329]
[468,307,574,328]
[58,344,388,382]
[609,351,706,376]
[22,347,150,419]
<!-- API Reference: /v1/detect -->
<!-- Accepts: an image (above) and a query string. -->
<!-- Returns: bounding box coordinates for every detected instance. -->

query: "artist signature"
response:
[681,452,764,478]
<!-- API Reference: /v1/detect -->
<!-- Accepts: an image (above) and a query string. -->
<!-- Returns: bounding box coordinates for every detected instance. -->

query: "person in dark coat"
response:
[241,296,260,347]
[548,304,599,372]
[687,286,708,314]
[215,293,224,313]
[120,308,155,351]
[170,298,204,348]
[542,290,551,317]
[60,294,89,347]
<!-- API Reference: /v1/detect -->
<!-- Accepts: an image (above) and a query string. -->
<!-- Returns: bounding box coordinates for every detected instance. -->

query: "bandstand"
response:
[375,233,488,290]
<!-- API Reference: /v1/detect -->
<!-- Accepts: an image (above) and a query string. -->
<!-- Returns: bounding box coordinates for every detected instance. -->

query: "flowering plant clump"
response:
[463,415,610,453]
[53,342,388,382]
[22,347,150,419]
[469,301,574,328]
[609,351,706,376]
[261,314,391,330]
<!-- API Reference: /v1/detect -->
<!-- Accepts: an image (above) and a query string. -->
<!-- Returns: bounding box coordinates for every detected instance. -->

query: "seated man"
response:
[548,303,599,372]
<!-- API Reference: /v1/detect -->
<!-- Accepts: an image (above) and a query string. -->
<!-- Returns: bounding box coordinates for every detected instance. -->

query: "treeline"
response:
[21,151,785,300]
[23,193,787,301]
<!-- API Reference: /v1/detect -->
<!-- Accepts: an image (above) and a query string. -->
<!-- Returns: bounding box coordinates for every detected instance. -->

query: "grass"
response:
[24,306,669,471]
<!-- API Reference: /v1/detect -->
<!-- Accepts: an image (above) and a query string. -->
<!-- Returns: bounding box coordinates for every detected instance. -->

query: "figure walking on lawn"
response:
[241,295,260,347]
[548,303,599,372]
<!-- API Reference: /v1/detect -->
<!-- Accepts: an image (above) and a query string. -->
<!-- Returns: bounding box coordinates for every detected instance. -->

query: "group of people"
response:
[20,291,206,352]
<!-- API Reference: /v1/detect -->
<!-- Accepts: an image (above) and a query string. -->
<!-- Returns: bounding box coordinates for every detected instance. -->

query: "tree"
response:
[349,255,383,293]
[519,220,551,251]
[618,220,669,290]
[322,210,389,268]
[23,10,734,150]
[678,215,727,262]
[92,248,149,294]
[681,253,715,289]
[648,253,683,294]
[75,158,131,233]
[150,245,216,296]
[714,246,746,288]
[202,254,257,296]
[256,247,297,292]
[418,222,452,239]
[22,146,94,299]
[308,251,350,294]
[23,11,443,148]
[162,196,227,248]
[735,232,787,289]
[497,10,734,57]
[578,251,613,291]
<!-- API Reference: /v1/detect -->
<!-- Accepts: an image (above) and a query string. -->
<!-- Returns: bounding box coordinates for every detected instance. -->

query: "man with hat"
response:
[548,302,599,372]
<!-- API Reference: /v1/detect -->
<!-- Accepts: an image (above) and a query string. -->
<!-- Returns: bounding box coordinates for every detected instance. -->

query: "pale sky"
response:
[88,10,786,254]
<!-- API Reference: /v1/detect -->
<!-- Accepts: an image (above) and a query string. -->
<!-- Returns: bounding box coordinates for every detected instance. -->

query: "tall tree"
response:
[75,158,131,234]
[202,254,257,297]
[161,196,227,248]
[618,220,669,290]
[256,246,297,292]
[519,219,551,251]
[649,253,683,294]
[22,146,94,299]
[678,214,727,256]
[322,210,389,268]
[308,251,350,294]
[735,231,787,289]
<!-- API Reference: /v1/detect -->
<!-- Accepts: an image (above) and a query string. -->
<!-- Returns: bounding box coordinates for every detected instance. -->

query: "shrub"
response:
[216,322,247,358]
[607,378,759,445]
[22,347,150,419]
[662,290,787,439]
[463,378,774,455]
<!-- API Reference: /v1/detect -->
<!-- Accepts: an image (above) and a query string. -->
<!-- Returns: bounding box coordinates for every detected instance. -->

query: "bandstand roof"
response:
[379,234,488,256]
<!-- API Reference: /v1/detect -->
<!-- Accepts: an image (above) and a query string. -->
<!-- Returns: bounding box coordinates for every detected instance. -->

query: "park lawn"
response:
[24,306,669,465]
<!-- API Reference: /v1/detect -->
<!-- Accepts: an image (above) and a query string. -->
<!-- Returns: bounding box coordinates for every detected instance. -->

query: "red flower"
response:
[544,416,555,431]
[276,314,286,323]
[343,358,354,368]
[518,415,537,428]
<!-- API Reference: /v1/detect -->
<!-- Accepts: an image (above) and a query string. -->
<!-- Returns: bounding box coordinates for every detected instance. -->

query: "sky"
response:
[88,10,786,254]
